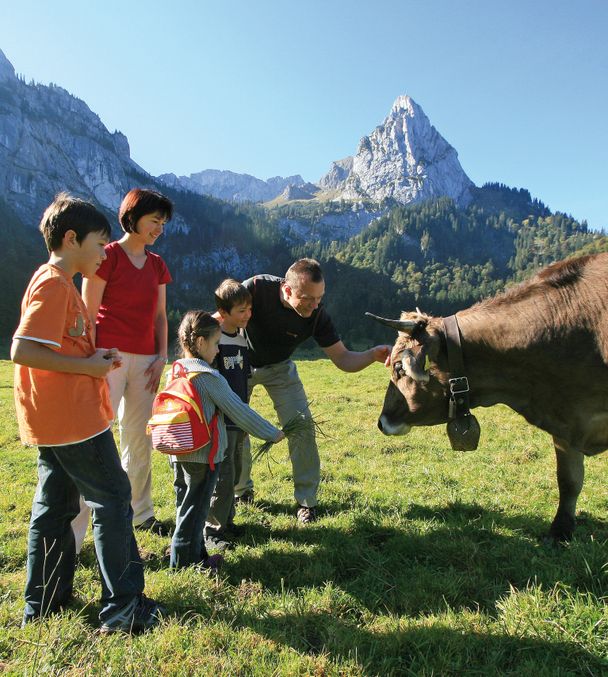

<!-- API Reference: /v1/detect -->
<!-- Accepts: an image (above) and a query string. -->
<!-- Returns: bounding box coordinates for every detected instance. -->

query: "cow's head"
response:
[367,310,450,435]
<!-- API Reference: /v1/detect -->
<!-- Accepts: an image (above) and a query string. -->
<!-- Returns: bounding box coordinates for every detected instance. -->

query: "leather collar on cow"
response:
[442,314,481,451]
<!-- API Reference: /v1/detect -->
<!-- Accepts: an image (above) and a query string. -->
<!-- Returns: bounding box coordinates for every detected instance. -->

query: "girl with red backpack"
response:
[168,310,284,569]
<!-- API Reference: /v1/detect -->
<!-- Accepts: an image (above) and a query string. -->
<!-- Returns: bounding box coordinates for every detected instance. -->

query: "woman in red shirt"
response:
[73,189,173,546]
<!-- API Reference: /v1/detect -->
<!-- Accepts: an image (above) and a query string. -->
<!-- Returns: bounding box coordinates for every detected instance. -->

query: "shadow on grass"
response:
[16,497,608,674]
[224,498,608,617]
[232,609,607,675]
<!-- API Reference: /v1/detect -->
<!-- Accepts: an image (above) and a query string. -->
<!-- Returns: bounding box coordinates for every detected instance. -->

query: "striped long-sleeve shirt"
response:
[169,358,280,465]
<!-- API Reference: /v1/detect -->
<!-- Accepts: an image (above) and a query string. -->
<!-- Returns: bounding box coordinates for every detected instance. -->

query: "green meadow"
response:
[1,358,607,675]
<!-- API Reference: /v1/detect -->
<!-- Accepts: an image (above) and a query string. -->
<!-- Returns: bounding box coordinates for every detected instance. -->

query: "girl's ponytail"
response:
[177,310,220,359]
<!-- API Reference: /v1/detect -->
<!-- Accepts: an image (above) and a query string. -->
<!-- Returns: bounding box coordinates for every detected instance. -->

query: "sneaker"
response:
[297,505,318,524]
[234,490,255,505]
[136,517,170,536]
[99,594,165,635]
[22,611,38,628]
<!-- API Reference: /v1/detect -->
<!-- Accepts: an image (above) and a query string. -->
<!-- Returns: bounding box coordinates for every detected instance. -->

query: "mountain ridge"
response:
[158,168,306,203]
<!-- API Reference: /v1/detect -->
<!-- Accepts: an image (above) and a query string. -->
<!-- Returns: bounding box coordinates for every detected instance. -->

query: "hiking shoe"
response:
[22,611,39,628]
[99,594,165,634]
[234,490,255,505]
[297,506,318,524]
[136,517,170,536]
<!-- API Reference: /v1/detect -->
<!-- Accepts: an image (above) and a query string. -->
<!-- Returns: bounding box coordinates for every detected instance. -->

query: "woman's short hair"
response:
[118,189,173,233]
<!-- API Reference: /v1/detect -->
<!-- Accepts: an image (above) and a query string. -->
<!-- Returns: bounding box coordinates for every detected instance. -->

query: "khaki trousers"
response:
[235,359,319,507]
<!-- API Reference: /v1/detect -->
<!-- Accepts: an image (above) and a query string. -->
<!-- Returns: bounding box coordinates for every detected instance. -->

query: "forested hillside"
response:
[1,185,603,352]
[0,198,46,343]
[291,185,600,345]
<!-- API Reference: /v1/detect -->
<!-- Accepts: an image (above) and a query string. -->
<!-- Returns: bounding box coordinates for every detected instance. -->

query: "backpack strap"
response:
[171,361,188,379]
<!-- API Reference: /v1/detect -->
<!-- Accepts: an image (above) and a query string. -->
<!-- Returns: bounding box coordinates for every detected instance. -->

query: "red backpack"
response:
[147,362,220,469]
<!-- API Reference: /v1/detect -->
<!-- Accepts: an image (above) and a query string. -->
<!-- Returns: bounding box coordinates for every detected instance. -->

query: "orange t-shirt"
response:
[13,264,113,446]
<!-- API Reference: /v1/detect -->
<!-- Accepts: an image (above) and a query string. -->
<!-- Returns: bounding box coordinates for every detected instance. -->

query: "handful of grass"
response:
[253,410,328,463]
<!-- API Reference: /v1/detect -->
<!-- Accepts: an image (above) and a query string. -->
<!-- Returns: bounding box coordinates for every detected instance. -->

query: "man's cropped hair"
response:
[285,258,324,287]
[215,278,252,313]
[118,188,173,233]
[39,192,111,253]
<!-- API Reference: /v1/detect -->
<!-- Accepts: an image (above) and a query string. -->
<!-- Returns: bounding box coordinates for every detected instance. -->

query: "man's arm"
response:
[11,338,119,378]
[322,340,391,373]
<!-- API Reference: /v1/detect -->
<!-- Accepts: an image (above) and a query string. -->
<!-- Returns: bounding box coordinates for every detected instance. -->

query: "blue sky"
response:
[1,0,606,229]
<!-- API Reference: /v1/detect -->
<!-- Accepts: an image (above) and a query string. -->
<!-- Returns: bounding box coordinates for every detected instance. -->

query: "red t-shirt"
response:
[95,242,172,354]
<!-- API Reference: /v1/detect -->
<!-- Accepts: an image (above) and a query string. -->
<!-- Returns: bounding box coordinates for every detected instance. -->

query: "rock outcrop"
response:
[280,183,318,201]
[0,48,155,226]
[318,95,473,206]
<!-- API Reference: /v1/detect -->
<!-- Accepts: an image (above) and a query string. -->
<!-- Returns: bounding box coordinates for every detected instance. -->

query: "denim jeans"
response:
[24,429,144,622]
[72,352,158,552]
[170,461,218,568]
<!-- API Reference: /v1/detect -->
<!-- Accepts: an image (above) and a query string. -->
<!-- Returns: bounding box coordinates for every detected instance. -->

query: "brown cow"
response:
[369,253,608,540]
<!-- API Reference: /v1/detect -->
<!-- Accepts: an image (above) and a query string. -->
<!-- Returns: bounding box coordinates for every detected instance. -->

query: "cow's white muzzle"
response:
[378,416,411,436]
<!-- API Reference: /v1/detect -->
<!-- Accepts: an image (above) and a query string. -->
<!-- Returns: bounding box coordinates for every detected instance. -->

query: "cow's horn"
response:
[365,312,418,333]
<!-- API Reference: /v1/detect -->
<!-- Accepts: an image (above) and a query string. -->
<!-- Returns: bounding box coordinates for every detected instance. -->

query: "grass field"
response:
[1,358,607,675]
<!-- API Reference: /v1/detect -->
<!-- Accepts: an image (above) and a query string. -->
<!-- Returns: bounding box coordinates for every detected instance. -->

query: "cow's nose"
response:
[377,419,384,432]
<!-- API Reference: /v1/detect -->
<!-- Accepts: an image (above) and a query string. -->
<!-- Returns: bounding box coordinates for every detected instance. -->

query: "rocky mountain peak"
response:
[390,93,416,115]
[319,95,474,206]
[0,48,16,82]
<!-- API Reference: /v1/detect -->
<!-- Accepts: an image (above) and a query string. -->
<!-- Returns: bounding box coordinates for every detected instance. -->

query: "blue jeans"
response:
[170,461,218,568]
[24,429,144,622]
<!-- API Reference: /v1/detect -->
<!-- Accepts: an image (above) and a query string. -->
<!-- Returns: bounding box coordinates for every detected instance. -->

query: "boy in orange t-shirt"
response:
[12,193,164,633]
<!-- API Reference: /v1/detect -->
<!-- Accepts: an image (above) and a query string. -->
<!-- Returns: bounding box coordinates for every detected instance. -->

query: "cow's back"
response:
[459,253,608,452]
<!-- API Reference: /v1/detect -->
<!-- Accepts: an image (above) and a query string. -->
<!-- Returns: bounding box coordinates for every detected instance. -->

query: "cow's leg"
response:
[550,437,584,541]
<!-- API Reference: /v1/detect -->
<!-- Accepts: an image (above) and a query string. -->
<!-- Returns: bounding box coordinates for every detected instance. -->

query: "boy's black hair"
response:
[118,188,173,233]
[214,278,252,313]
[39,192,111,253]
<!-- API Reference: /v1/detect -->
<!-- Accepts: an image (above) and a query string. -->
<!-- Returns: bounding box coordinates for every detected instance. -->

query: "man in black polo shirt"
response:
[235,258,390,523]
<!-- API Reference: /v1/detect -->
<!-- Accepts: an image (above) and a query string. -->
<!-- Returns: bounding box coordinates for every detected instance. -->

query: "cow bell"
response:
[446,414,481,451]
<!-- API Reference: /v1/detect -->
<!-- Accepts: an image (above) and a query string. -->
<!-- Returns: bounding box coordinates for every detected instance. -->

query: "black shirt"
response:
[216,329,250,429]
[243,275,340,367]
